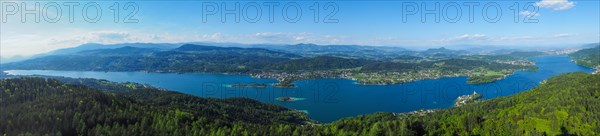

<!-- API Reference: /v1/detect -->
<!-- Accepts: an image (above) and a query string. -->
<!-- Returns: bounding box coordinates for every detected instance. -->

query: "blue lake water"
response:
[4,55,594,122]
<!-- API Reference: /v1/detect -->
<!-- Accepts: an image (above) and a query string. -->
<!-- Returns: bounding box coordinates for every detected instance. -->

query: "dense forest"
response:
[0,77,309,135]
[320,72,600,135]
[1,72,599,135]
[570,45,600,68]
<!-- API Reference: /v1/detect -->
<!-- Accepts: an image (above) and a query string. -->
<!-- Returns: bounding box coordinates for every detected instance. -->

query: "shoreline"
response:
[3,68,531,87]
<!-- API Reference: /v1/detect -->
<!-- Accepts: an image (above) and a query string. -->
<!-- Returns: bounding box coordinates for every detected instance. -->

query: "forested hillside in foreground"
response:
[0,78,309,135]
[1,72,599,135]
[324,72,600,135]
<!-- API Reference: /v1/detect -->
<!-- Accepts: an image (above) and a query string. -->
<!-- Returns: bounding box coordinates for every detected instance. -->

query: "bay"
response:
[4,55,593,123]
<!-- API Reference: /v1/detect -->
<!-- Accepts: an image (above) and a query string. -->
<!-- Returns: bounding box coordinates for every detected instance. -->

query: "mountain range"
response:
[2,44,540,74]
[6,42,595,64]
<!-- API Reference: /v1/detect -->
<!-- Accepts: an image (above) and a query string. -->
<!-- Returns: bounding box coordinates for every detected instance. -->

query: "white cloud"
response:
[553,33,577,38]
[535,0,575,10]
[252,32,349,45]
[432,33,587,46]
[202,33,224,41]
[456,34,487,40]
[0,30,235,58]
[439,34,488,43]
[520,11,541,17]
[83,31,133,43]
[0,31,141,58]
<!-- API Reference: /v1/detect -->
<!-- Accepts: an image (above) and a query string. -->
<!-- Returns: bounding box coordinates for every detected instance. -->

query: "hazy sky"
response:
[1,0,599,58]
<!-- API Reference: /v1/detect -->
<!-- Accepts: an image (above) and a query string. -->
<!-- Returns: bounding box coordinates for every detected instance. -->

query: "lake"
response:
[4,55,594,123]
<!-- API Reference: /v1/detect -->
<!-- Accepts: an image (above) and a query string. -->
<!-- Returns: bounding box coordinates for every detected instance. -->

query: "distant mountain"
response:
[249,43,410,60]
[0,43,181,64]
[459,46,519,55]
[5,42,563,65]
[45,43,113,55]
[4,43,542,74]
[193,43,407,53]
[415,47,471,59]
[75,46,159,56]
[3,44,300,73]
[173,44,301,59]
[392,55,423,62]
[420,47,469,56]
[48,43,180,55]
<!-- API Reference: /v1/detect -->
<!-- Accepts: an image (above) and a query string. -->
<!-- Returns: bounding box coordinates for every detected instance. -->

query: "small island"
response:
[273,82,296,88]
[229,84,267,88]
[455,91,482,107]
[277,97,295,102]
[467,75,505,84]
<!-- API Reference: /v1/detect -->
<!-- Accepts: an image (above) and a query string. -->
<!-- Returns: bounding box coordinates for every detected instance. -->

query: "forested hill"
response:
[3,44,531,74]
[272,56,369,71]
[0,77,309,135]
[322,72,600,135]
[3,44,301,73]
[570,45,600,68]
[1,72,599,135]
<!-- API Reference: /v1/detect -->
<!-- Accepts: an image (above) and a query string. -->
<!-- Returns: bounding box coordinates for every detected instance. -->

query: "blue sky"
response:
[1,0,599,58]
